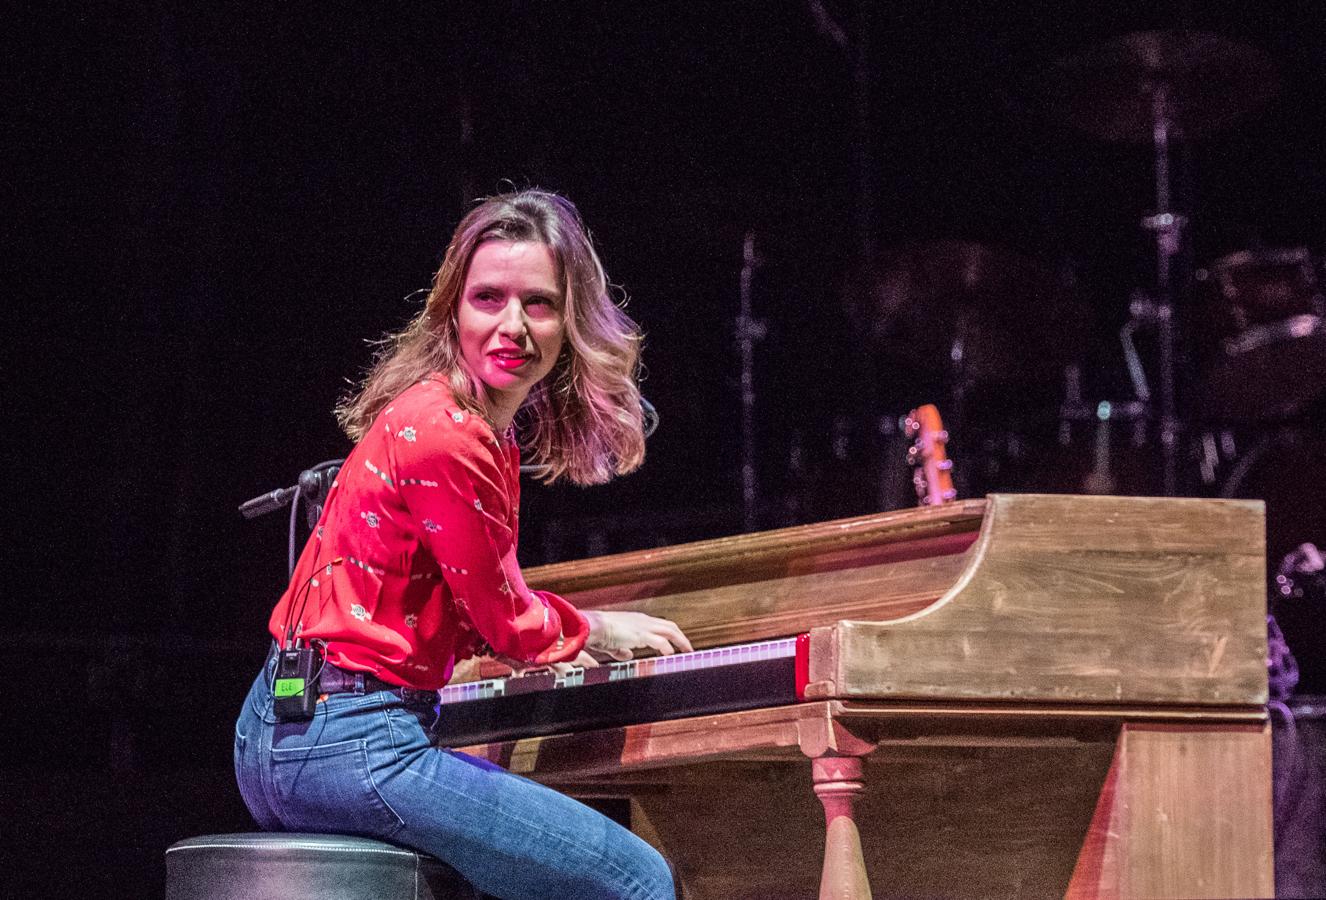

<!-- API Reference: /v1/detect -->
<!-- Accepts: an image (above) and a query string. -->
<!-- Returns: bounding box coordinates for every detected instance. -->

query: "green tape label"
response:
[274,678,305,698]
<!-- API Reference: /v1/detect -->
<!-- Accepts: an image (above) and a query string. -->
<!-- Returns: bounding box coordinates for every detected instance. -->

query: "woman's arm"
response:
[390,409,588,664]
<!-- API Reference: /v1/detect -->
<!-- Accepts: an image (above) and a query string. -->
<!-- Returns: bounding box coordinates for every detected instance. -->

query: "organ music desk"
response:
[445,494,1273,899]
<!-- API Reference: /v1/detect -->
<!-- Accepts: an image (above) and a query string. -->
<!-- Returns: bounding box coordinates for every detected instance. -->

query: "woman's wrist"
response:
[582,610,607,649]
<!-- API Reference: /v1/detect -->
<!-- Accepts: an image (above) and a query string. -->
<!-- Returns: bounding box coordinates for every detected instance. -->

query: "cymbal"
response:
[1048,31,1278,142]
[1197,316,1326,422]
[854,240,1085,388]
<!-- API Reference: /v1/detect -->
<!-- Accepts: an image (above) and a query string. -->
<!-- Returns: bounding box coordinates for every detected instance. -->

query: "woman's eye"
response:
[525,297,561,318]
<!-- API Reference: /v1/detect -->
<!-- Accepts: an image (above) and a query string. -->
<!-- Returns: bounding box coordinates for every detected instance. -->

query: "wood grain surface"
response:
[807,494,1268,707]
[449,495,1273,898]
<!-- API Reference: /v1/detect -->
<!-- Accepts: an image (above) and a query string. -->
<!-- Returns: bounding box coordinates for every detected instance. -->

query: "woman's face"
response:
[456,240,566,424]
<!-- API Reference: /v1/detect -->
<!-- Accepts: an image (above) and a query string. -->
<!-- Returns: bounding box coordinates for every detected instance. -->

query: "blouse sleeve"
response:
[388,412,588,665]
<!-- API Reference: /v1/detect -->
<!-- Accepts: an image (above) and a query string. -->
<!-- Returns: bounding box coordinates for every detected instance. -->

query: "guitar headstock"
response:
[905,404,957,506]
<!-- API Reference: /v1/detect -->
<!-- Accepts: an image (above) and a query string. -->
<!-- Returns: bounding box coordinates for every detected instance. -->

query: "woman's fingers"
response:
[643,633,677,657]
[638,617,691,655]
[656,618,693,654]
[585,610,695,657]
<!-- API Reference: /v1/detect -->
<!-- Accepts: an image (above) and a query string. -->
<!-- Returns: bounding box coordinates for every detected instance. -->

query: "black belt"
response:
[318,659,439,708]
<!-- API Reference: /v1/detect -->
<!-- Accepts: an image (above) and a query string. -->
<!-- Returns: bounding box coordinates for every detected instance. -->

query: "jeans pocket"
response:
[270,737,405,837]
[382,704,435,760]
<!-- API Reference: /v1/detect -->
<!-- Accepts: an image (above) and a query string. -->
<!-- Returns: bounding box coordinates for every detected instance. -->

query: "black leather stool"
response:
[165,833,480,900]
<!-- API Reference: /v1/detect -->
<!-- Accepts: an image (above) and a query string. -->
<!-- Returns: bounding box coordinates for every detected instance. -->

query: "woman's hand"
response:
[583,610,693,661]
[481,608,693,678]
[491,649,600,678]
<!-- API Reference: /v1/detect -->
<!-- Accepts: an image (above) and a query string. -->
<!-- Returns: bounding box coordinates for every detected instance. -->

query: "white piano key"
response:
[438,636,798,706]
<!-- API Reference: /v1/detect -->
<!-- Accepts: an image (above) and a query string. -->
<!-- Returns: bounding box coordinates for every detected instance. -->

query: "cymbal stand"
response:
[1149,84,1185,494]
[1128,83,1187,495]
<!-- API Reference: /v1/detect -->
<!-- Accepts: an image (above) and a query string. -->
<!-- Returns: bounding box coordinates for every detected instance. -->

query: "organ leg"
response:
[799,711,876,899]
[812,753,871,900]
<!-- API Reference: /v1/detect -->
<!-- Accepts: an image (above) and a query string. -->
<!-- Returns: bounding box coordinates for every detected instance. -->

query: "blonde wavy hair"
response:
[336,190,645,486]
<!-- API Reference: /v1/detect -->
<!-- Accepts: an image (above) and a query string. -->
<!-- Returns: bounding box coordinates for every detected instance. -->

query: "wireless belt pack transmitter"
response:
[273,557,343,722]
[273,646,319,720]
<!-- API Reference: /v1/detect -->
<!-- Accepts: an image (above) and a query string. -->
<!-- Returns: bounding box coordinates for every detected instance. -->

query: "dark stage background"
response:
[6,3,1326,897]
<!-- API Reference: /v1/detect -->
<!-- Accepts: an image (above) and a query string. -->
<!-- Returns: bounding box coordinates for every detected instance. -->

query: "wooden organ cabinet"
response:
[443,495,1273,899]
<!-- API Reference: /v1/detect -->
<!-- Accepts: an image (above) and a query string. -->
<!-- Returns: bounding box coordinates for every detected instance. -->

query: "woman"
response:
[234,189,691,899]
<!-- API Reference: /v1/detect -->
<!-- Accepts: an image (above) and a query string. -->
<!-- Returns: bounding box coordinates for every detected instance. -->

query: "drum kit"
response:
[846,30,1324,565]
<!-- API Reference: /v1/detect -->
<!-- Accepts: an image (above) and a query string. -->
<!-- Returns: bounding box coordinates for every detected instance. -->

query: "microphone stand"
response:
[737,230,766,533]
[239,460,343,577]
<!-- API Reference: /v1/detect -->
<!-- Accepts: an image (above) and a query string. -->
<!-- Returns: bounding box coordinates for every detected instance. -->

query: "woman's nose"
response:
[497,300,528,340]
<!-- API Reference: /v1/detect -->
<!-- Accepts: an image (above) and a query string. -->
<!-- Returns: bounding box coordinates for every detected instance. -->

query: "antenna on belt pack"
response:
[273,557,343,721]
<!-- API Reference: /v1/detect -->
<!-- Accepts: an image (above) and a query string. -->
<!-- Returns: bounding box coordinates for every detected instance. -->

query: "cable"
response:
[292,557,344,649]
[288,488,301,579]
[308,638,330,690]
[281,557,344,650]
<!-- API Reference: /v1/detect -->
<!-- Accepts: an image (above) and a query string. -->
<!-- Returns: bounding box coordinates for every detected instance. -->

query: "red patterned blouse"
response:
[266,374,589,690]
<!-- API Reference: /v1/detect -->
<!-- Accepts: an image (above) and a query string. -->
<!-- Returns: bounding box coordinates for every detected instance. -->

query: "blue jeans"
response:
[234,650,675,900]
